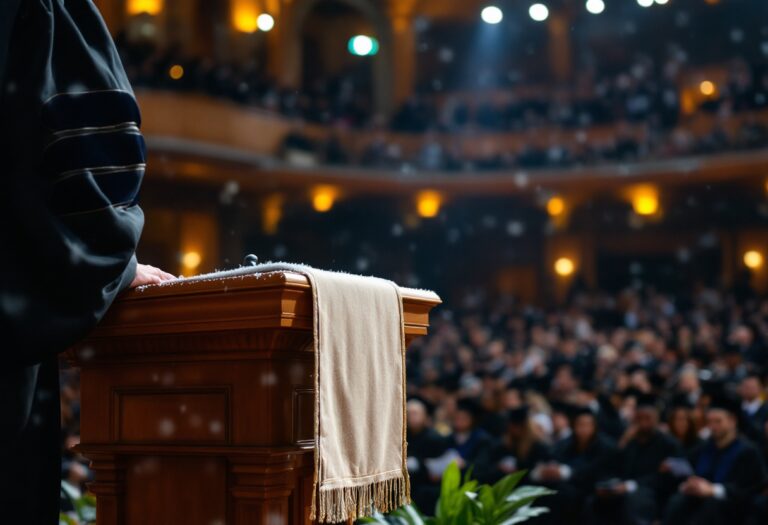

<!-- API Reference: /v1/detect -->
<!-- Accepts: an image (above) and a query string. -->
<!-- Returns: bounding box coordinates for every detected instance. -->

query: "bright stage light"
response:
[586,0,605,14]
[257,13,275,32]
[529,3,549,21]
[554,257,575,277]
[348,35,379,56]
[481,6,504,24]
[637,0,653,7]
[654,0,669,4]
[744,250,764,270]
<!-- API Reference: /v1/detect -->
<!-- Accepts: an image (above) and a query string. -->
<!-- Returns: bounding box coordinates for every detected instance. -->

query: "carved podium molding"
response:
[67,271,440,525]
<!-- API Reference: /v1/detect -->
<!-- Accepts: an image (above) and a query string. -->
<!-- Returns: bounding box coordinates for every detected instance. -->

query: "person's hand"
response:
[537,464,563,481]
[612,482,630,495]
[130,263,176,288]
[680,476,715,497]
[619,424,638,447]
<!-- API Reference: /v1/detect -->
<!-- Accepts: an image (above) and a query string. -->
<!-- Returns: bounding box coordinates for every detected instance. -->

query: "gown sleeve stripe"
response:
[49,166,144,216]
[40,90,141,131]
[43,130,146,177]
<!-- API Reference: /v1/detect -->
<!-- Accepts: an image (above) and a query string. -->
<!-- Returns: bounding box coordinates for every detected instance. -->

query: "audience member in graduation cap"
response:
[475,404,552,484]
[662,395,768,525]
[0,0,173,520]
[590,393,681,525]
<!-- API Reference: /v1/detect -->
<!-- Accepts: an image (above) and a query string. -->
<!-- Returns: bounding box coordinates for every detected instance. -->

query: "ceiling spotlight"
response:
[637,0,654,6]
[481,5,504,24]
[529,3,549,21]
[654,0,669,4]
[348,35,379,56]
[586,0,605,14]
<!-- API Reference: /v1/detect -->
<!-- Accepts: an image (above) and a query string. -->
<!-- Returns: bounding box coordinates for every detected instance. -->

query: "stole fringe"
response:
[312,475,409,524]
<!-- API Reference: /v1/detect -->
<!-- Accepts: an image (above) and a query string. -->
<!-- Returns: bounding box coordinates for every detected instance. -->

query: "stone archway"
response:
[280,0,395,117]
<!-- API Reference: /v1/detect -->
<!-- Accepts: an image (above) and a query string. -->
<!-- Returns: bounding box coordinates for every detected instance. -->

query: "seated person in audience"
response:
[440,398,492,473]
[533,405,617,523]
[663,396,767,525]
[405,398,448,513]
[739,374,768,447]
[589,394,680,525]
[474,405,552,484]
[665,395,703,454]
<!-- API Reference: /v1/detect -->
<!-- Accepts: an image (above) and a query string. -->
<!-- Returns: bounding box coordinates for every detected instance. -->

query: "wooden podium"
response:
[67,271,440,525]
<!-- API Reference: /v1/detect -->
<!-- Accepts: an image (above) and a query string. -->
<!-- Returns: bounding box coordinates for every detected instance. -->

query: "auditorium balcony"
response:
[137,89,768,194]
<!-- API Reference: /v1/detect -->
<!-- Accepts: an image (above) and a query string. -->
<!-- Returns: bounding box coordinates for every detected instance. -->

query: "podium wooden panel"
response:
[67,271,440,525]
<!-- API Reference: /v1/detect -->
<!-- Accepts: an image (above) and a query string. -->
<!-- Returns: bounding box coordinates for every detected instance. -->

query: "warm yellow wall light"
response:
[169,64,184,80]
[629,185,660,216]
[744,250,764,270]
[416,190,442,218]
[262,194,283,235]
[699,80,716,97]
[546,196,566,217]
[554,257,575,277]
[233,0,260,33]
[312,185,338,213]
[182,250,202,270]
[127,0,163,16]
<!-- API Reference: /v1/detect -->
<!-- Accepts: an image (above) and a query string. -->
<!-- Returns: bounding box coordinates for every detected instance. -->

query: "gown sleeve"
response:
[0,0,145,364]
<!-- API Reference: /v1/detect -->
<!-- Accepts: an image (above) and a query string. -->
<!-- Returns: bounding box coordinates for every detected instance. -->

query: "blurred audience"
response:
[404,284,768,524]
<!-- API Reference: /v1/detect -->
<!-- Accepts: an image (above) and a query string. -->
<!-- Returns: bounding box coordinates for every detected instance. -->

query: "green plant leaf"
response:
[58,514,78,525]
[491,470,527,502]
[358,512,390,524]
[474,485,498,525]
[498,505,550,525]
[436,461,462,521]
[400,504,428,525]
[497,485,557,519]
[377,460,552,525]
[442,462,461,494]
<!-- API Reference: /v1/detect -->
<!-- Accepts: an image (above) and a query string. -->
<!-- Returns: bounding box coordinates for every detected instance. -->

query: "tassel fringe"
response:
[312,475,409,523]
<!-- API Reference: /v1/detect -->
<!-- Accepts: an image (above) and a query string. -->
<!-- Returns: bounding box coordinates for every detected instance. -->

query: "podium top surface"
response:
[80,269,441,343]
[128,268,440,305]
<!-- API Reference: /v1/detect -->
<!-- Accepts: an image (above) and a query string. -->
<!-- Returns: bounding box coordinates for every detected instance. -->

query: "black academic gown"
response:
[663,436,768,525]
[406,427,449,513]
[1,1,144,522]
[591,431,681,525]
[541,433,617,524]
[474,437,553,485]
